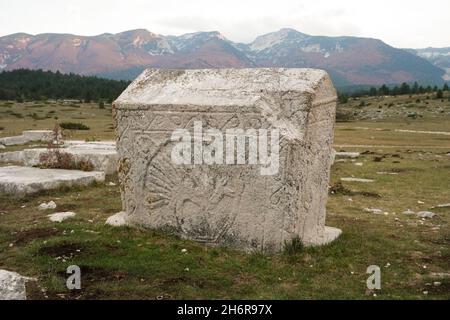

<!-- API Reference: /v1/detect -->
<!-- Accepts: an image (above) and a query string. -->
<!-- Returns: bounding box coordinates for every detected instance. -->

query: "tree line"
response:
[0,69,130,102]
[338,82,449,103]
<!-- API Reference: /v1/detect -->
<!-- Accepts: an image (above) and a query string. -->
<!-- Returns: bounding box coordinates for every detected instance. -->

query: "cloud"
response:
[0,0,449,48]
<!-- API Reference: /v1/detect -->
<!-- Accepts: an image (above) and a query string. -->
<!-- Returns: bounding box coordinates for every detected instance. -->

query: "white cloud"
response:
[0,0,449,48]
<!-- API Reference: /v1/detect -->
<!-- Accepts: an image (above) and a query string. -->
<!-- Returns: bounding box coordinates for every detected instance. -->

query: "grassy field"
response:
[0,100,114,141]
[0,93,449,299]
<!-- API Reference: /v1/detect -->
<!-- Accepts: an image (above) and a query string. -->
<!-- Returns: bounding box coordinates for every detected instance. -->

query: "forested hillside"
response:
[0,69,130,102]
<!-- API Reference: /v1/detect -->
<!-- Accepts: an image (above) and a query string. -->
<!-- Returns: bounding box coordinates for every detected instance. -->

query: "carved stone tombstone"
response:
[113,68,341,252]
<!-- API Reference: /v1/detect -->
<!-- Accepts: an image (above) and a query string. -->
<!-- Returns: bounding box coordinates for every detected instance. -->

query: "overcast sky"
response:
[0,0,449,48]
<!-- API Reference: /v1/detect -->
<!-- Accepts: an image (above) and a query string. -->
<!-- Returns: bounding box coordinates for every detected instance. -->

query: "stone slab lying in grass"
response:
[47,211,76,222]
[341,177,374,183]
[0,166,105,195]
[0,130,53,146]
[0,141,118,174]
[335,151,360,158]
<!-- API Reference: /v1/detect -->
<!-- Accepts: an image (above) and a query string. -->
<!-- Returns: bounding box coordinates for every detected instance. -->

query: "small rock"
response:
[181,249,187,253]
[0,144,5,149]
[0,269,36,300]
[38,201,57,211]
[402,209,415,215]
[417,200,425,204]
[335,152,360,159]
[376,172,399,175]
[108,182,116,186]
[364,208,383,214]
[47,212,76,223]
[341,177,374,183]
[433,282,441,286]
[354,162,363,166]
[105,211,128,227]
[430,272,450,279]
[432,203,450,209]
[416,211,435,219]
[423,291,428,295]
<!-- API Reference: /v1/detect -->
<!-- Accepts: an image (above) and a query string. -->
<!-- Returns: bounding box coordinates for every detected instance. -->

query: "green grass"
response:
[0,100,114,140]
[0,95,449,300]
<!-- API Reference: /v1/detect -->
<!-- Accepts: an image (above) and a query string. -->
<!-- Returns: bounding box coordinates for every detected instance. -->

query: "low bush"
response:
[39,150,94,171]
[59,122,90,130]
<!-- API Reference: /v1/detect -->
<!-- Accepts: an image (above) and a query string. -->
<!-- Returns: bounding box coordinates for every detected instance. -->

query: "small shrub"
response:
[0,126,4,131]
[28,112,46,120]
[98,101,105,109]
[10,111,24,118]
[78,159,94,172]
[39,150,94,171]
[60,122,90,130]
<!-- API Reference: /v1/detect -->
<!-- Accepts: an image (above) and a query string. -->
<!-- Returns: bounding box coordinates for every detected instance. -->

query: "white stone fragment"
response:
[341,177,374,183]
[364,208,383,214]
[335,152,360,158]
[432,203,450,208]
[105,211,128,227]
[47,211,76,222]
[416,211,435,219]
[0,269,35,300]
[0,166,105,195]
[38,201,57,211]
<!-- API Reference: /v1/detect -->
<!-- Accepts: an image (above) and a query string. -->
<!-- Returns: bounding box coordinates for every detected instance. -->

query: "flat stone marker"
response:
[0,130,53,146]
[114,68,341,252]
[0,141,118,174]
[0,166,105,195]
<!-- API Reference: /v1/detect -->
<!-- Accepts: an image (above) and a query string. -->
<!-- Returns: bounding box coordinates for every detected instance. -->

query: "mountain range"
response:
[0,28,447,87]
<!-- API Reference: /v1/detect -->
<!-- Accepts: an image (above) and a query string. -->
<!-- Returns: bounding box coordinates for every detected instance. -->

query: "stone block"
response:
[113,68,340,252]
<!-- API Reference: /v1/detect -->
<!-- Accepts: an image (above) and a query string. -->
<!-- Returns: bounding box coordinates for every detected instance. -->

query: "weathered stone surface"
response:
[0,151,23,164]
[38,201,57,210]
[47,211,76,222]
[0,269,35,300]
[105,211,128,227]
[0,141,118,174]
[334,151,360,159]
[416,211,435,219]
[341,177,374,183]
[113,68,339,252]
[0,130,53,146]
[0,166,105,195]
